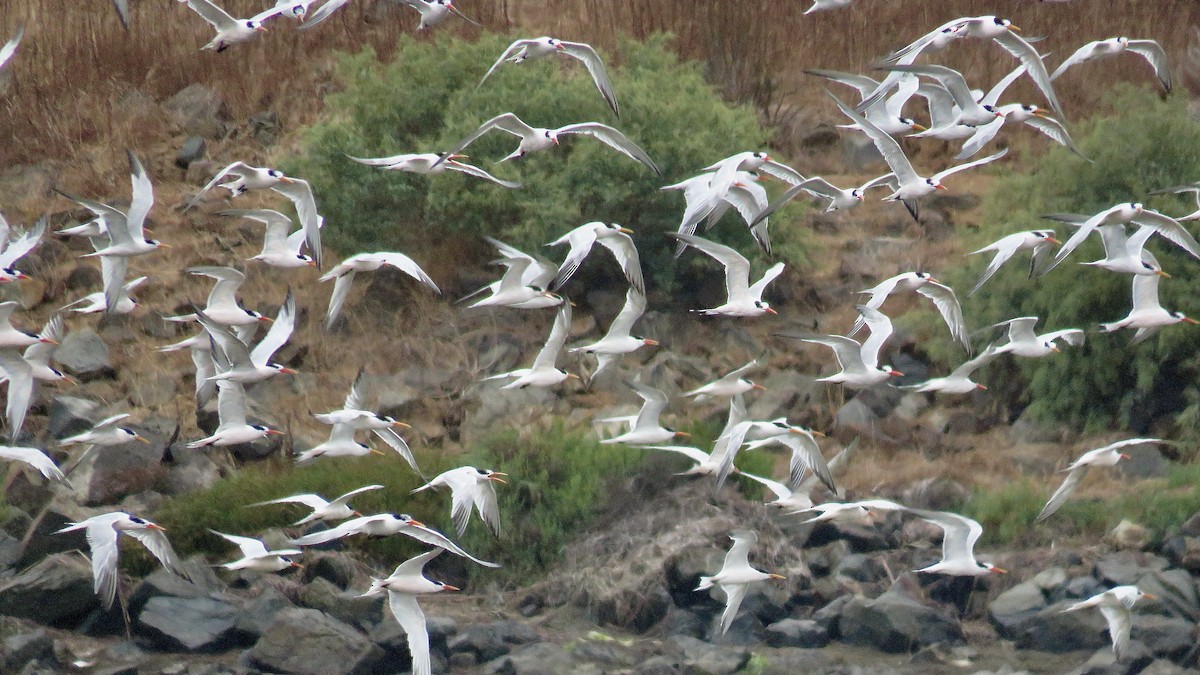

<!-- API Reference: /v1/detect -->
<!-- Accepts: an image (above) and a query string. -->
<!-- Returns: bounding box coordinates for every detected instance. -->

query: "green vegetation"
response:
[285,32,805,291]
[939,86,1200,435]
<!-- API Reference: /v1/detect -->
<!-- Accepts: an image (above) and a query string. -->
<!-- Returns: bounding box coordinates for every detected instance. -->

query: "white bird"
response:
[289,513,500,568]
[1083,224,1172,277]
[312,369,418,470]
[955,65,1082,160]
[319,252,440,329]
[695,530,786,635]
[740,440,855,511]
[250,484,385,526]
[685,360,764,399]
[209,530,303,573]
[796,499,904,523]
[185,162,294,209]
[1040,203,1200,275]
[61,266,147,315]
[82,152,167,258]
[991,316,1085,358]
[411,466,506,536]
[968,229,1061,295]
[904,345,1000,395]
[433,113,660,175]
[805,69,926,137]
[830,95,1007,221]
[166,267,272,326]
[221,210,319,269]
[742,431,836,495]
[1036,439,1162,522]
[668,233,784,318]
[569,288,656,379]
[1052,37,1171,93]
[274,0,316,21]
[715,417,821,490]
[1061,586,1153,661]
[0,348,37,441]
[294,423,382,464]
[176,0,290,51]
[750,175,895,228]
[880,64,1005,128]
[59,414,147,448]
[549,221,644,293]
[797,305,904,388]
[360,548,459,675]
[347,152,521,188]
[804,0,851,14]
[1044,209,1200,273]
[600,381,690,446]
[56,512,188,609]
[907,508,1008,576]
[396,0,479,31]
[1100,268,1198,343]
[0,214,45,284]
[1149,182,1200,222]
[187,381,284,448]
[0,302,55,350]
[0,24,23,71]
[703,151,808,187]
[484,303,577,389]
[0,445,66,483]
[200,290,298,384]
[479,37,621,117]
[638,395,747,481]
[270,177,324,270]
[460,237,562,309]
[850,272,970,352]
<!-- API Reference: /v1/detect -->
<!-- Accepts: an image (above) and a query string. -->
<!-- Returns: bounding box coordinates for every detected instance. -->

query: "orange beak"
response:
[279,367,299,375]
[889,370,904,377]
[990,567,1008,574]
[751,383,766,391]
[258,316,274,323]
[1047,237,1062,245]
[1143,593,1157,600]
[290,561,304,568]
[910,123,928,132]
[266,429,285,436]
[643,339,659,346]
[442,584,460,591]
[256,25,268,33]
[392,421,412,429]
[306,260,318,267]
[975,383,988,390]
[135,435,150,444]
[17,273,30,281]
[407,519,425,528]
[1155,270,1171,278]
[488,475,508,484]
[764,307,778,315]
[370,448,386,456]
[934,184,948,191]
[352,511,363,517]
[1184,318,1199,325]
[1119,453,1131,460]
[148,523,166,531]
[674,431,691,439]
[768,573,786,580]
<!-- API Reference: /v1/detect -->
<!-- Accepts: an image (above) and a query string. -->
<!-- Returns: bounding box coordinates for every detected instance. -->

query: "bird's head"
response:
[927,178,947,191]
[608,223,633,235]
[146,238,169,249]
[995,17,1018,32]
[982,104,1005,118]
[284,558,303,569]
[755,300,777,315]
[483,470,508,484]
[1143,260,1170,277]
[882,365,904,377]
[914,271,936,282]
[670,428,691,439]
[269,363,299,375]
[900,117,925,132]
[35,332,57,345]
[254,425,285,436]
[247,20,266,33]
[248,309,272,323]
[297,254,317,267]
[396,513,425,527]
[547,38,564,50]
[436,580,460,591]
[3,267,29,281]
[980,561,1008,574]
[1034,230,1062,245]
[121,428,150,444]
[634,335,658,347]
[51,369,78,385]
[1117,36,1130,46]
[1131,202,1145,213]
[544,129,559,145]
[851,189,864,201]
[387,417,412,430]
[752,151,770,161]
[1173,311,1199,325]
[1045,341,1061,353]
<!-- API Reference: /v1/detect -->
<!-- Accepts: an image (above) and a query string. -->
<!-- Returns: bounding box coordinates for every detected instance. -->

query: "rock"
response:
[56,329,114,380]
[668,635,749,675]
[590,580,671,633]
[48,396,100,439]
[127,372,178,408]
[834,398,882,437]
[162,444,222,496]
[1105,520,1151,550]
[65,264,103,291]
[705,611,765,646]
[1180,511,1200,537]
[137,311,177,339]
[303,553,359,590]
[235,587,293,638]
[136,595,244,651]
[4,628,55,670]
[68,436,165,506]
[636,655,679,675]
[175,136,206,170]
[1032,566,1068,592]
[449,620,539,663]
[838,590,964,653]
[834,553,885,582]
[842,133,884,172]
[248,608,384,675]
[1009,407,1067,444]
[811,596,849,638]
[127,560,226,614]
[297,577,381,630]
[765,618,830,648]
[1161,535,1200,575]
[1116,442,1170,479]
[1014,601,1110,653]
[657,607,706,639]
[164,84,232,139]
[665,545,724,607]
[1094,552,1169,587]
[14,505,86,568]
[988,580,1048,639]
[249,111,281,145]
[901,477,970,511]
[571,633,636,667]
[485,642,578,675]
[1065,575,1106,600]
[370,614,455,664]
[0,553,99,626]
[1132,614,1197,660]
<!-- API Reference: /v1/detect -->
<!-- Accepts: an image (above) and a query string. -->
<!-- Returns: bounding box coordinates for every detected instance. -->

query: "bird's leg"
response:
[119,579,132,641]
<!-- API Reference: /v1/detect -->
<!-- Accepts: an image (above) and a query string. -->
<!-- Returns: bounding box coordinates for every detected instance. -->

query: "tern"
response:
[804,0,851,13]
[831,95,1008,221]
[1052,37,1171,93]
[295,423,382,464]
[185,162,294,210]
[61,266,147,315]
[740,441,855,511]
[57,512,188,609]
[599,381,690,446]
[270,177,323,269]
[991,317,1085,357]
[313,369,417,470]
[484,303,577,389]
[1041,203,1200,275]
[549,222,643,293]
[462,237,562,309]
[187,381,285,448]
[695,530,786,636]
[1036,439,1162,522]
[667,233,784,317]
[289,513,500,568]
[662,172,773,256]
[209,531,303,573]
[81,152,168,258]
[1061,586,1153,661]
[0,302,56,350]
[879,64,1005,128]
[638,395,746,481]
[0,214,44,284]
[0,445,67,483]
[59,414,147,448]
[0,347,40,441]
[433,113,659,175]
[176,0,291,51]
[806,69,927,137]
[955,65,1082,160]
[968,229,1061,295]
[749,175,895,228]
[907,508,1007,576]
[715,418,821,490]
[795,305,904,388]
[743,431,836,494]
[797,499,904,523]
[1149,182,1200,221]
[904,346,1000,395]
[1082,225,1172,277]
[685,360,764,399]
[347,152,520,189]
[411,467,506,537]
[166,267,272,327]
[360,548,459,675]
[0,24,22,70]
[250,484,385,526]
[851,272,970,352]
[569,288,656,379]
[9,315,71,385]
[397,0,478,30]
[479,37,620,117]
[200,291,298,384]
[1100,267,1198,343]
[221,210,318,269]
[704,151,807,187]
[320,252,440,329]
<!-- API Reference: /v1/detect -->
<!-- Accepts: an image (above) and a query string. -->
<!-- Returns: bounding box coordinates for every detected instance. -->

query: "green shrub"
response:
[284,32,801,291]
[939,86,1200,434]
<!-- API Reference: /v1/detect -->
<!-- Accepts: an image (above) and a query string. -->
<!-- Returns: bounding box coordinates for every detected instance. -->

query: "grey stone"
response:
[1132,614,1197,660]
[14,505,86,569]
[56,329,113,380]
[1116,442,1170,479]
[811,595,850,638]
[249,111,281,145]
[68,435,165,506]
[657,607,706,639]
[668,635,749,675]
[0,553,99,626]
[136,595,243,651]
[175,136,206,170]
[572,637,635,666]
[838,590,964,653]
[302,553,359,590]
[665,545,724,607]
[297,577,381,631]
[636,655,680,675]
[248,608,384,675]
[901,477,970,511]
[834,398,882,436]
[369,614,455,662]
[1032,566,1069,591]
[705,611,765,646]
[127,372,178,408]
[1015,601,1110,653]
[137,311,178,339]
[3,628,55,670]
[988,581,1048,639]
[590,580,671,633]
[765,618,830,648]
[127,560,226,613]
[1094,552,1168,586]
[164,84,232,139]
[162,444,222,496]
[65,264,103,291]
[449,621,539,662]
[1104,520,1151,550]
[834,553,885,582]
[1066,575,1106,600]
[485,642,577,675]
[48,396,100,439]
[235,587,293,638]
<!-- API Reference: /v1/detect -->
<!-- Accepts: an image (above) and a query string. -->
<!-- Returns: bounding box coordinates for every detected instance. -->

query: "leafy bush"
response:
[940,86,1200,434]
[284,32,800,291]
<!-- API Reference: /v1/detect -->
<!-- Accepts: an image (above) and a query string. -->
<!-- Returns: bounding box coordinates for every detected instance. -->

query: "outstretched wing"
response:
[556,123,660,174]
[560,41,620,117]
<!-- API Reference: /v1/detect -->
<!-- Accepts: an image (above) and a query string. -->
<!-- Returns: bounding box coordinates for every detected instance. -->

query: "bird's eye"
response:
[994,17,1006,25]
[245,309,256,316]
[754,152,767,159]
[269,170,280,177]
[1144,262,1154,270]
[544,131,552,138]
[755,300,764,307]
[145,238,156,245]
[296,255,307,260]
[246,21,255,29]
[130,516,145,524]
[773,421,788,428]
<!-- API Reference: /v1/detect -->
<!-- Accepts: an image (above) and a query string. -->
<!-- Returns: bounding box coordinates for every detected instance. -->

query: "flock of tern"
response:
[0,1,1188,669]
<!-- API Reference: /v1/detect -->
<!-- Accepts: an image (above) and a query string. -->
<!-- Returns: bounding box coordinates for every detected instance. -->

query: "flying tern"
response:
[187,381,284,448]
[221,209,319,269]
[176,0,291,51]
[360,548,459,675]
[200,290,298,384]
[294,423,382,464]
[210,531,302,573]
[668,233,784,317]
[1061,586,1153,661]
[347,152,521,188]
[185,162,294,210]
[320,252,440,329]
[250,484,385,526]
[695,530,786,636]
[806,69,927,137]
[685,360,764,399]
[569,288,656,379]
[313,369,417,470]
[715,418,821,490]
[740,440,855,510]
[1100,266,1198,343]
[166,267,271,326]
[967,229,1061,295]
[0,445,67,483]
[1148,182,1200,222]
[0,214,45,284]
[549,222,643,293]
[904,345,1000,395]
[599,381,689,446]
[270,177,323,269]
[462,237,562,309]
[479,37,620,117]
[1036,439,1162,522]
[411,466,506,536]
[879,64,1005,128]
[795,305,904,388]
[1051,37,1171,93]
[743,430,836,494]
[991,316,1085,357]
[955,65,1081,160]
[908,508,1007,576]
[483,303,577,389]
[0,302,56,350]
[749,175,895,228]
[1041,203,1200,275]
[57,512,188,609]
[59,414,147,449]
[850,272,970,352]
[289,512,500,568]
[81,152,168,258]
